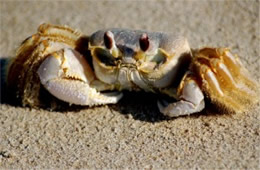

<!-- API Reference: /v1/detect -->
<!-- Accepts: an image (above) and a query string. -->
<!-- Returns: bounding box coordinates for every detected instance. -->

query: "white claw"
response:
[158,99,205,117]
[158,75,205,117]
[37,48,122,106]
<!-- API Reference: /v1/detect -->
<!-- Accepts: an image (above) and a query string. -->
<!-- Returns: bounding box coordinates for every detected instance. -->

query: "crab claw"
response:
[37,48,123,106]
[158,72,205,117]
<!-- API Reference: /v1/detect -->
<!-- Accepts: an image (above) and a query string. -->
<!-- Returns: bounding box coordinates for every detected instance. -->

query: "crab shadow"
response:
[0,58,13,105]
[111,92,227,122]
[110,91,169,122]
[45,91,170,123]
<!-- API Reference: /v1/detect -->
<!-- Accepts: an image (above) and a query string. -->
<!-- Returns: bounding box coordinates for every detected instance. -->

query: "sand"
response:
[0,1,259,169]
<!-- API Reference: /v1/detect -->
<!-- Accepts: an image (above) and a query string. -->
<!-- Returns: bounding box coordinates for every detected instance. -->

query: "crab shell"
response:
[88,28,191,91]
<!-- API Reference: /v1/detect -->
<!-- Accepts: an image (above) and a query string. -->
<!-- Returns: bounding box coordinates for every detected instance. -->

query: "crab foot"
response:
[37,48,122,106]
[158,72,205,117]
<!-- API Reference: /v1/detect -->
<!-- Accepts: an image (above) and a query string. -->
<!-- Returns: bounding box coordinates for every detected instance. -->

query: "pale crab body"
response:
[88,28,191,91]
[7,24,259,117]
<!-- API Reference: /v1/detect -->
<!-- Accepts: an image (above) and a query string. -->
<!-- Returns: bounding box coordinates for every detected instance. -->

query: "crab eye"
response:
[139,33,149,52]
[93,48,117,66]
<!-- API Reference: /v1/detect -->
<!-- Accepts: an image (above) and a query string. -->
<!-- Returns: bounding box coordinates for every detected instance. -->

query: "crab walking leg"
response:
[158,73,205,117]
[37,23,82,41]
[191,47,260,112]
[37,48,123,106]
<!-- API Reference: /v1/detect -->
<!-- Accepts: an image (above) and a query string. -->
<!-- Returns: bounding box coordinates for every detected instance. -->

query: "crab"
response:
[7,23,259,117]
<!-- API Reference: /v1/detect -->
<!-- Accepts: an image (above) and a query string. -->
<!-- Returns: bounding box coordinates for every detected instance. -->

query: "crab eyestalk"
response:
[104,31,119,58]
[104,31,114,49]
[137,33,167,70]
[135,33,149,62]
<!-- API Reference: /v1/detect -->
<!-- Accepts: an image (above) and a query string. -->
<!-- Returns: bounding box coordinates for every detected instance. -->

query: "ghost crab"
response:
[7,24,259,117]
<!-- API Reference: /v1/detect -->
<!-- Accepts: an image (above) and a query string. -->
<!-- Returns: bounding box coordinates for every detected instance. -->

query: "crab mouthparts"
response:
[122,56,136,64]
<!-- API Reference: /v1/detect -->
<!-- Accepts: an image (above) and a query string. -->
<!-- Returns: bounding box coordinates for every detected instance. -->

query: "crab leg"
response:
[37,48,123,106]
[191,47,259,113]
[158,72,205,117]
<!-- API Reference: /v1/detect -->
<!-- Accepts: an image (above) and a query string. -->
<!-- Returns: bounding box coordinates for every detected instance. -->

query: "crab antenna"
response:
[139,33,149,52]
[104,31,114,50]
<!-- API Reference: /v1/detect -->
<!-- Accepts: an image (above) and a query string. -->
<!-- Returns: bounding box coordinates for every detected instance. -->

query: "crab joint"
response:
[139,33,149,52]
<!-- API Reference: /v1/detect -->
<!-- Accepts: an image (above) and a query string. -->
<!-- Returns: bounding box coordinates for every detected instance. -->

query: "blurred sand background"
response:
[0,0,259,169]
